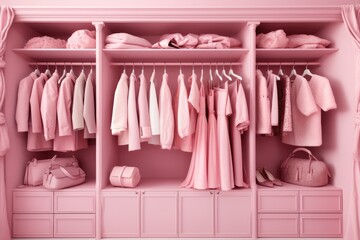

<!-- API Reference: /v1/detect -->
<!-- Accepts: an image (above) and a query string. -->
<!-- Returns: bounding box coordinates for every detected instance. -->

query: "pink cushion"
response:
[24,36,67,49]
[256,29,289,49]
[66,29,96,49]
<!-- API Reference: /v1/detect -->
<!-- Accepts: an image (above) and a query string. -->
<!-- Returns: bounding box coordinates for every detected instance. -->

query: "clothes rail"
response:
[257,62,320,66]
[110,62,242,66]
[29,62,95,66]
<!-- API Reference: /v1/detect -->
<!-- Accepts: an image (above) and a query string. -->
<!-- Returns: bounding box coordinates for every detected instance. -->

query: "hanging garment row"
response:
[110,64,249,191]
[15,64,97,152]
[256,63,337,147]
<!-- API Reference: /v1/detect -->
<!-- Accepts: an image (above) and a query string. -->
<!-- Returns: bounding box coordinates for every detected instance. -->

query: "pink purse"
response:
[109,166,141,188]
[280,148,331,187]
[24,155,78,186]
[43,164,86,190]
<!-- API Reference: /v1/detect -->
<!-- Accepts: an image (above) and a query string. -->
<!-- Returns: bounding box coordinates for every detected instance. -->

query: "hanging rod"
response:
[256,62,320,66]
[110,62,242,66]
[29,62,95,66]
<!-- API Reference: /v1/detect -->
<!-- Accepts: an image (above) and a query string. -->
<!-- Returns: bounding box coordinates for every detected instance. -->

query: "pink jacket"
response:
[159,72,174,149]
[83,70,96,137]
[40,71,59,140]
[72,71,86,131]
[30,73,48,133]
[138,73,151,140]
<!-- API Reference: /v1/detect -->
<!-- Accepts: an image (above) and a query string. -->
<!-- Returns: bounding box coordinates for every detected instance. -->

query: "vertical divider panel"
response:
[247,21,260,239]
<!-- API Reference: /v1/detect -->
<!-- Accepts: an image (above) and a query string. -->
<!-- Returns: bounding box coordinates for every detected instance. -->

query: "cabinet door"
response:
[215,191,252,237]
[102,191,140,237]
[54,214,95,238]
[54,191,96,213]
[141,191,178,237]
[13,214,53,238]
[179,191,214,237]
[258,213,299,238]
[300,214,342,238]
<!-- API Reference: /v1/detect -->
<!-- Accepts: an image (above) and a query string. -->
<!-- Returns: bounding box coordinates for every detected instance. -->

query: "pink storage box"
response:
[109,166,141,188]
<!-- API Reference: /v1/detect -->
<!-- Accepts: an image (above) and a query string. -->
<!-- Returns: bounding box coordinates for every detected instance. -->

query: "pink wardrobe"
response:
[1,0,359,239]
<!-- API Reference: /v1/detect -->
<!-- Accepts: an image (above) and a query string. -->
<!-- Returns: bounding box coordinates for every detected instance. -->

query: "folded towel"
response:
[152,33,198,49]
[106,33,151,48]
[256,29,288,49]
[67,29,96,49]
[286,34,331,48]
[197,34,241,48]
[24,36,67,49]
[105,43,151,49]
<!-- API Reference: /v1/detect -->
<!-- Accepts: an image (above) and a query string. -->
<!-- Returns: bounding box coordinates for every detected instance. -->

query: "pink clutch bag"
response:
[109,166,141,188]
[280,148,331,187]
[24,155,78,186]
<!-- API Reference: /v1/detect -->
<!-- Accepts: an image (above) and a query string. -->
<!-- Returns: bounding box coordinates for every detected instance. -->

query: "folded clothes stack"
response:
[24,36,67,49]
[256,29,331,49]
[105,33,152,49]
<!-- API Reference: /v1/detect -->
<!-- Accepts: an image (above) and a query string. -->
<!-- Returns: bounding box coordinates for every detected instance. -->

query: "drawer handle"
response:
[210,192,213,195]
[217,191,220,195]
[135,191,138,195]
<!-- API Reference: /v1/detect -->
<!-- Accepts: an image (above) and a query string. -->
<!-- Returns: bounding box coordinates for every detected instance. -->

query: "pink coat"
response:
[159,72,174,149]
[256,70,271,134]
[30,73,48,133]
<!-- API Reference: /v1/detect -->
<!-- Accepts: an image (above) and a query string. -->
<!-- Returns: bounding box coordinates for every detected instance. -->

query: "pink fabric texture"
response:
[256,29,288,49]
[267,70,279,128]
[66,29,96,49]
[256,69,271,134]
[276,74,292,135]
[159,72,174,149]
[111,72,128,140]
[24,36,66,49]
[41,71,59,140]
[106,33,151,48]
[197,34,241,49]
[15,72,38,132]
[72,71,86,131]
[30,73,48,133]
[152,33,199,49]
[286,34,331,48]
[215,82,234,191]
[148,70,160,145]
[138,73,151,140]
[128,72,141,151]
[207,89,220,189]
[27,125,53,151]
[105,43,150,49]
[181,83,208,189]
[83,70,96,138]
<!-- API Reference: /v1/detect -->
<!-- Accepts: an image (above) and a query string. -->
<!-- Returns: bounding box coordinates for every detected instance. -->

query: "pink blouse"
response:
[159,72,174,149]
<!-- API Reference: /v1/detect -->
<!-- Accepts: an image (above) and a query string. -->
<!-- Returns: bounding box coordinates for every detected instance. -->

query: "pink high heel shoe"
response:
[256,170,274,188]
[262,168,283,186]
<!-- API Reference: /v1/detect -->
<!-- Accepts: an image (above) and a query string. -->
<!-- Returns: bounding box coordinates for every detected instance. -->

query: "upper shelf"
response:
[256,48,338,62]
[103,48,248,62]
[13,48,96,62]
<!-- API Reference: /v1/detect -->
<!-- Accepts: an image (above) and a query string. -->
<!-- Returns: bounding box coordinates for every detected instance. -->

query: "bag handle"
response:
[59,166,81,180]
[117,166,127,187]
[281,148,319,173]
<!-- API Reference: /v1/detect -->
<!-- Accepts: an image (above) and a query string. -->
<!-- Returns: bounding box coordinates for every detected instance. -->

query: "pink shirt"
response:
[72,71,86,131]
[235,82,250,132]
[16,72,37,132]
[177,73,190,138]
[83,70,96,138]
[128,72,141,151]
[30,73,48,133]
[159,72,174,149]
[57,72,75,136]
[138,72,151,140]
[256,70,271,134]
[41,71,59,140]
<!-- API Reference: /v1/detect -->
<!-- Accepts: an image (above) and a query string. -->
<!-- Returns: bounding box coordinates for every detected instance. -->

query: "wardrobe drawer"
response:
[13,214,53,238]
[54,214,96,238]
[300,214,342,237]
[257,213,299,238]
[54,191,96,213]
[300,190,342,213]
[258,190,298,213]
[13,192,53,213]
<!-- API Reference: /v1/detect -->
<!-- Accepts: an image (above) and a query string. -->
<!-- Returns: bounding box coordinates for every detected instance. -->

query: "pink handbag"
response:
[280,148,331,187]
[109,166,141,188]
[24,155,78,186]
[43,163,86,190]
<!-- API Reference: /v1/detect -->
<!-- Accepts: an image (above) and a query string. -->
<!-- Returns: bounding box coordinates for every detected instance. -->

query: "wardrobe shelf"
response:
[257,182,342,191]
[103,48,248,62]
[256,48,338,62]
[13,179,96,192]
[13,48,96,62]
[102,178,252,192]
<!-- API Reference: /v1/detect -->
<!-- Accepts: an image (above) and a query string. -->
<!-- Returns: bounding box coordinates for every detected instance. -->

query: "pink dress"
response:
[207,89,220,188]
[128,72,141,151]
[181,83,207,189]
[228,82,248,188]
[215,82,234,191]
[159,72,174,149]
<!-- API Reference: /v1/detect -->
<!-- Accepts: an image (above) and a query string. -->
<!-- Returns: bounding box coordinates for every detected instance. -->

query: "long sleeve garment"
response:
[267,70,279,127]
[148,70,160,145]
[111,72,129,145]
[138,72,151,140]
[15,72,38,132]
[159,72,174,149]
[30,73,48,133]
[128,72,141,151]
[83,70,96,138]
[256,70,271,134]
[40,71,59,141]
[72,71,86,131]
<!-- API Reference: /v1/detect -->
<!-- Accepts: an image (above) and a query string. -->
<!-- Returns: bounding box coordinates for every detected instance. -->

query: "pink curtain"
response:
[0,6,14,240]
[342,4,360,239]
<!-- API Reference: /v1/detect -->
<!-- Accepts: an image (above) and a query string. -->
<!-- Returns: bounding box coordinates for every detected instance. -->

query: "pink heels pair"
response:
[256,168,283,188]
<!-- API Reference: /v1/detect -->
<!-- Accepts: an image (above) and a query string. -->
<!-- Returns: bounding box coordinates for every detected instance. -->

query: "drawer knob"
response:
[210,192,213,195]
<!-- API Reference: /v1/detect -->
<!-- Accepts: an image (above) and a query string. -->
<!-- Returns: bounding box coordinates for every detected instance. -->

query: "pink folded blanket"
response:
[256,29,288,49]
[24,36,67,49]
[106,33,151,48]
[197,34,241,49]
[152,33,199,49]
[105,43,151,49]
[67,29,96,49]
[286,34,331,48]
